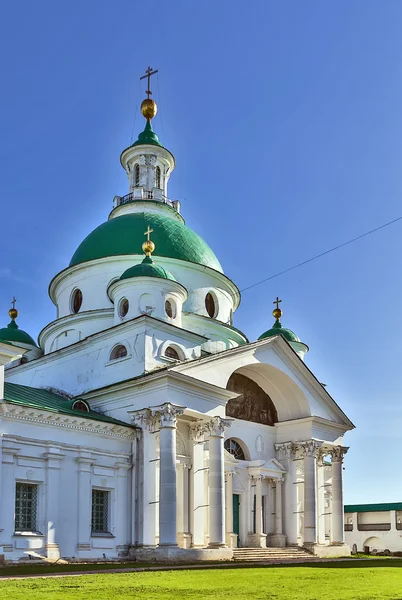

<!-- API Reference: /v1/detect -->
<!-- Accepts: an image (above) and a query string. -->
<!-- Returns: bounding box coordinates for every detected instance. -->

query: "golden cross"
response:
[11,296,16,309]
[273,296,282,310]
[144,226,154,241]
[140,66,158,98]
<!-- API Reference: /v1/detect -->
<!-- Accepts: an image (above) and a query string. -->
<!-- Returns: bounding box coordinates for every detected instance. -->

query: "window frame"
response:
[14,482,40,534]
[70,288,83,314]
[109,344,128,361]
[118,297,129,318]
[205,292,218,319]
[155,165,161,189]
[134,163,140,186]
[91,488,111,536]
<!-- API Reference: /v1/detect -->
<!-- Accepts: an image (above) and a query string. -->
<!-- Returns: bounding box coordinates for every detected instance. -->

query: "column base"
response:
[304,543,351,557]
[247,533,267,548]
[267,533,287,548]
[225,532,238,548]
[177,533,192,549]
[129,545,233,563]
[208,542,227,549]
[46,543,60,560]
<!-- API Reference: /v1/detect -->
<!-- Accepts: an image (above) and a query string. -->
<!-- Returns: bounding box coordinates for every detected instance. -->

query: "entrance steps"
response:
[232,546,316,562]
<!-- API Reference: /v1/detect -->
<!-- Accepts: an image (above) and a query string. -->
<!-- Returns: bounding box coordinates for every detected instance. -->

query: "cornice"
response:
[0,403,135,440]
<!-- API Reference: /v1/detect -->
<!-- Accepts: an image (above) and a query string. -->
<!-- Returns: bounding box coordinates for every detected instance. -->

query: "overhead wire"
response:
[240,214,402,293]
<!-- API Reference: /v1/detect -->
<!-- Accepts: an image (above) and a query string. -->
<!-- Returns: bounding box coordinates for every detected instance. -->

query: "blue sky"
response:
[1,1,401,503]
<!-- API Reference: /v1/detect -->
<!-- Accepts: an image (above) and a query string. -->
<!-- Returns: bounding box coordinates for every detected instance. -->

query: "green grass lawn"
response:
[1,561,402,600]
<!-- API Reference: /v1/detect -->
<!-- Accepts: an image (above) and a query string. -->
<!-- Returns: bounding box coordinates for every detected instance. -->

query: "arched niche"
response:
[226,372,278,426]
[225,363,310,422]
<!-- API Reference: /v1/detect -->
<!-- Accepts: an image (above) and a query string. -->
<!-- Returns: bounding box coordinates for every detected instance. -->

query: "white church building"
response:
[0,75,354,562]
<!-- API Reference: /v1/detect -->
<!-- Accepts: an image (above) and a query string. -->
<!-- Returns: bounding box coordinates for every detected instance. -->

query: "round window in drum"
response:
[71,289,83,314]
[205,292,217,318]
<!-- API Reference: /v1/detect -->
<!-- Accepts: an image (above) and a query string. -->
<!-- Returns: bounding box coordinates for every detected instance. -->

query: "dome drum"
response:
[109,277,188,327]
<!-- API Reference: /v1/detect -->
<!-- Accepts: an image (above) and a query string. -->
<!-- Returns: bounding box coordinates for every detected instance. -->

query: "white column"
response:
[275,443,297,544]
[189,423,205,547]
[317,452,326,545]
[140,427,158,546]
[0,435,3,535]
[255,476,263,534]
[176,462,185,542]
[330,446,348,545]
[303,441,321,545]
[183,464,190,534]
[76,450,93,554]
[274,478,283,535]
[115,461,130,554]
[157,403,184,546]
[44,449,64,559]
[207,416,231,548]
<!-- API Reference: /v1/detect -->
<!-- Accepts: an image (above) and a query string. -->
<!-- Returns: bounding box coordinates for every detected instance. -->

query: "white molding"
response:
[0,404,135,440]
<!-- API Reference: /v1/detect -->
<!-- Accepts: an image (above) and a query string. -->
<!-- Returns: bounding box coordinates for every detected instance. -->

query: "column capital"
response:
[272,477,284,484]
[188,421,206,442]
[154,403,184,428]
[130,408,158,431]
[330,445,349,463]
[205,416,232,438]
[300,440,323,458]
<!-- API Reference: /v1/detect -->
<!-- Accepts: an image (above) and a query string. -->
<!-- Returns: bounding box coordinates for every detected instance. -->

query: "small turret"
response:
[258,297,309,360]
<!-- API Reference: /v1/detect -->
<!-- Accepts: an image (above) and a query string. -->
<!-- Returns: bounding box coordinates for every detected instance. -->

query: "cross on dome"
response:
[142,225,156,257]
[272,296,283,321]
[140,66,158,99]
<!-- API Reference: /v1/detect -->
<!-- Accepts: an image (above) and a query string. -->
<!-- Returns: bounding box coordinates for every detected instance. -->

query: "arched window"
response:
[224,438,246,461]
[165,346,180,360]
[110,344,128,361]
[119,298,129,318]
[165,299,176,319]
[155,166,161,189]
[72,400,89,413]
[205,292,217,318]
[71,289,83,314]
[135,163,140,186]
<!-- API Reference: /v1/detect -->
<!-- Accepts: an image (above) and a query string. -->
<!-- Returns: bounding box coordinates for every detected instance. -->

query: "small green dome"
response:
[258,319,300,343]
[70,210,223,272]
[0,319,37,348]
[132,121,162,147]
[120,256,176,282]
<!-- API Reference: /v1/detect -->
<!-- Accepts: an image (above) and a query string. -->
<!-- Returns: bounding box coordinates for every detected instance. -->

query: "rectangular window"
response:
[91,489,109,534]
[15,482,38,532]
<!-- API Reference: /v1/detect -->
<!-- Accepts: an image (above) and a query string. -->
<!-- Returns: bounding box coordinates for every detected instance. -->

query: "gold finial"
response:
[9,296,18,320]
[140,66,158,121]
[272,296,282,321]
[142,225,155,257]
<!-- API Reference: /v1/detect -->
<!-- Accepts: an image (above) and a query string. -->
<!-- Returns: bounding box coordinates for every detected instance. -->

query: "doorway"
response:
[233,494,240,547]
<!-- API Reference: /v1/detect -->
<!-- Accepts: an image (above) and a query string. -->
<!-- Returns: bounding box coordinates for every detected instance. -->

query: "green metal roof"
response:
[345,503,402,513]
[121,256,176,282]
[3,381,131,426]
[70,211,223,272]
[258,319,300,343]
[0,320,37,348]
[132,121,162,147]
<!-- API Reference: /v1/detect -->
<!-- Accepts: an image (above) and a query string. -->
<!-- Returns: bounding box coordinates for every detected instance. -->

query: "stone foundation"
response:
[129,545,233,563]
[247,533,267,548]
[305,543,351,557]
[266,533,287,548]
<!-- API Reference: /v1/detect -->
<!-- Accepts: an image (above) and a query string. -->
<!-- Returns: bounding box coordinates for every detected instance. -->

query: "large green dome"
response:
[70,210,223,272]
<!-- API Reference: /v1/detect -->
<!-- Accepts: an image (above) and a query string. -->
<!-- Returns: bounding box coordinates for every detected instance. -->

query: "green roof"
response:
[70,211,223,272]
[0,320,37,348]
[258,319,300,343]
[3,381,130,426]
[121,256,176,282]
[345,503,402,513]
[132,121,162,147]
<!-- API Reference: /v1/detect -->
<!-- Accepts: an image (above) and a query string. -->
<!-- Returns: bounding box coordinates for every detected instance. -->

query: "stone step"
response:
[232,547,315,561]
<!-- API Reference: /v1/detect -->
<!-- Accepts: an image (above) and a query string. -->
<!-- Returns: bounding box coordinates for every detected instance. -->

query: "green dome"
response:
[132,121,162,147]
[70,210,223,272]
[0,320,37,348]
[120,256,176,281]
[258,320,300,343]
